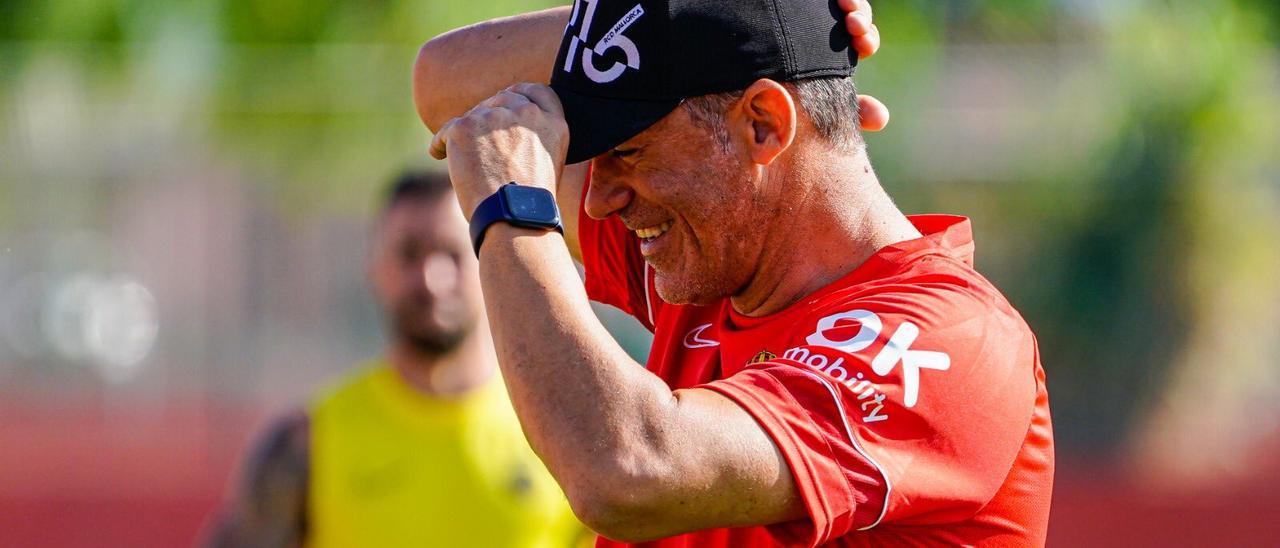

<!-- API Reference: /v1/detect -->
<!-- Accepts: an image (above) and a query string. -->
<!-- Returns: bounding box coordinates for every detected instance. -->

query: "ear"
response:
[728,79,797,165]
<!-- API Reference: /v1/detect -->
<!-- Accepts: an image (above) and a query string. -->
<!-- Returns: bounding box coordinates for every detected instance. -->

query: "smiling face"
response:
[585,106,786,306]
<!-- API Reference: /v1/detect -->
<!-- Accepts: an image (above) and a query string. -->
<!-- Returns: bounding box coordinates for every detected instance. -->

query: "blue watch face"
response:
[502,184,560,225]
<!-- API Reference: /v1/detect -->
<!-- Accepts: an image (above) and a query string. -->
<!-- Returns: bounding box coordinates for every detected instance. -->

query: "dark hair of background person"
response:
[383,170,454,212]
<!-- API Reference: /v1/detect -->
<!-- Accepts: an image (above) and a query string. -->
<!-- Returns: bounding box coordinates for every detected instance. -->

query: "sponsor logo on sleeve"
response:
[784,309,952,423]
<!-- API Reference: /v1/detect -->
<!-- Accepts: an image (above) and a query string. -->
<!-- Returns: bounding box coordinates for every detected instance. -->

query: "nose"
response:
[583,166,635,221]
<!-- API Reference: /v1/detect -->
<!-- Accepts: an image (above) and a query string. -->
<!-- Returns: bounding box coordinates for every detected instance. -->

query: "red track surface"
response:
[2,401,1278,547]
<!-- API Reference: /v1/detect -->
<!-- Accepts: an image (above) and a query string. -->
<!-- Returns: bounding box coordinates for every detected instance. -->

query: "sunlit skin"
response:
[582,80,907,315]
[588,107,783,306]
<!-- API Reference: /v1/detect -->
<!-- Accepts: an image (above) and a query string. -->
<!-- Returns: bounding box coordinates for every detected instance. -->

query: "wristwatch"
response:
[469,182,564,257]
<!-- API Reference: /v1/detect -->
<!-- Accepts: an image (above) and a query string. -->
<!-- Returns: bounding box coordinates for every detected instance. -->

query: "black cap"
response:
[551,0,857,164]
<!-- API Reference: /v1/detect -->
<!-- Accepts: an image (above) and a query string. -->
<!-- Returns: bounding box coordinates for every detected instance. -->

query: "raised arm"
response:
[413,1,885,262]
[205,412,310,548]
[413,7,570,134]
[413,6,592,258]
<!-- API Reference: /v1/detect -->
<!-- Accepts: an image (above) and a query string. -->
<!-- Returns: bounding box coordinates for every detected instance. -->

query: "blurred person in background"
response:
[207,171,588,547]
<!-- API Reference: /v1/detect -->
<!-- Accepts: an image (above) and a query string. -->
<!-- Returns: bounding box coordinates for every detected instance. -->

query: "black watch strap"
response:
[469,183,564,257]
[469,189,507,257]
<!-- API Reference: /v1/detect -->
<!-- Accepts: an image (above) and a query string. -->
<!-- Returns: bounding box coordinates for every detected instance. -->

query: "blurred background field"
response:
[2,0,1278,545]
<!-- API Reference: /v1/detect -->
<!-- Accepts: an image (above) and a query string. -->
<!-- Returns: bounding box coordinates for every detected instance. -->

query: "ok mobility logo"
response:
[785,310,951,422]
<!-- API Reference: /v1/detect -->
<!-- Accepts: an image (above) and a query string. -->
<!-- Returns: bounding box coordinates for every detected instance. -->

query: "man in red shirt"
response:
[416,1,1053,545]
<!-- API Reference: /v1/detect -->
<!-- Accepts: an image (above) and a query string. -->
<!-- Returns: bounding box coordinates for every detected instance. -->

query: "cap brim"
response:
[553,85,681,165]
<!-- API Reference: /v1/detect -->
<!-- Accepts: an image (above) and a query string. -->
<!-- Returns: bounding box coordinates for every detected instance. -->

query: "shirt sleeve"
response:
[577,168,662,331]
[701,363,889,546]
[701,288,1038,545]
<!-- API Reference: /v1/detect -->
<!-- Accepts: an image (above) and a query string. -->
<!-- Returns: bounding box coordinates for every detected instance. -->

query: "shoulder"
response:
[800,255,1030,354]
[765,261,1036,413]
[244,410,311,484]
[206,411,310,547]
[309,361,389,414]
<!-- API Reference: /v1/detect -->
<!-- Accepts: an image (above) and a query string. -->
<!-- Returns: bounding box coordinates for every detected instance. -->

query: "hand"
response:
[839,0,890,132]
[428,83,568,219]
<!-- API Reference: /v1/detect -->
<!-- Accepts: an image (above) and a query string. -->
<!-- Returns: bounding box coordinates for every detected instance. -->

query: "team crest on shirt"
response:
[747,350,776,365]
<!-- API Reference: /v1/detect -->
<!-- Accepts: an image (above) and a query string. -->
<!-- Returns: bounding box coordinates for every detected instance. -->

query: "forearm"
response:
[476,225,802,540]
[413,8,588,259]
[413,7,571,132]
[478,224,672,485]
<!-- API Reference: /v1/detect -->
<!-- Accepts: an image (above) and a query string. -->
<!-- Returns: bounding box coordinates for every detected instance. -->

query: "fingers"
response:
[846,0,873,22]
[482,84,563,118]
[432,89,533,160]
[508,83,565,117]
[427,123,448,158]
[845,12,879,60]
[429,117,456,160]
[838,1,887,129]
[838,0,879,60]
[836,0,862,15]
[428,83,566,161]
[852,23,879,60]
[857,94,889,132]
[480,89,534,111]
[845,11,872,36]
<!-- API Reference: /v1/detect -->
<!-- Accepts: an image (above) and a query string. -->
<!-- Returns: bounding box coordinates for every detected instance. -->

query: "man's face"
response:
[369,196,480,356]
[587,107,781,306]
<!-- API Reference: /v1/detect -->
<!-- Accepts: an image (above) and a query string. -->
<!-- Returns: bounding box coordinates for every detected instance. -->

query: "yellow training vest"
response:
[308,361,587,548]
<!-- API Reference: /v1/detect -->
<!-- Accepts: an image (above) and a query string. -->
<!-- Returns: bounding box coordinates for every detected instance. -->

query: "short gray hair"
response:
[681,76,862,152]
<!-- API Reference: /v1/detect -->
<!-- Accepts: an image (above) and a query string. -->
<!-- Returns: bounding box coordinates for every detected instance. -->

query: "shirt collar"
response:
[725,215,976,329]
[889,214,976,267]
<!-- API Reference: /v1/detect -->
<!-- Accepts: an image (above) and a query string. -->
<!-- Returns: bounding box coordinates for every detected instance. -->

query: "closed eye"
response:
[611,147,640,159]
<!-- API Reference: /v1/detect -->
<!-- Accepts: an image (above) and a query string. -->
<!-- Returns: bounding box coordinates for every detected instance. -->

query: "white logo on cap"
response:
[563,0,644,84]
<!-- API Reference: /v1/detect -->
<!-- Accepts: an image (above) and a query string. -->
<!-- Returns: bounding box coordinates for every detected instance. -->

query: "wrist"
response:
[469,182,563,257]
[460,181,513,222]
[483,222,566,249]
[461,178,556,221]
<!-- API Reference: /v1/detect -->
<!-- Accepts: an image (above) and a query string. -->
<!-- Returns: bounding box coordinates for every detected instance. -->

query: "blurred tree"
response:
[997,0,1280,461]
[1234,0,1280,40]
[1119,1,1280,484]
[0,0,126,42]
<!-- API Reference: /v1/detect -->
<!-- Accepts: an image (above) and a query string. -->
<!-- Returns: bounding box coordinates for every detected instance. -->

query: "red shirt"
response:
[579,181,1055,547]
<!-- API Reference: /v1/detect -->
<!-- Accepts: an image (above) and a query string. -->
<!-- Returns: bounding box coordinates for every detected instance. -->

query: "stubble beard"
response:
[653,160,766,307]
[392,304,473,358]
